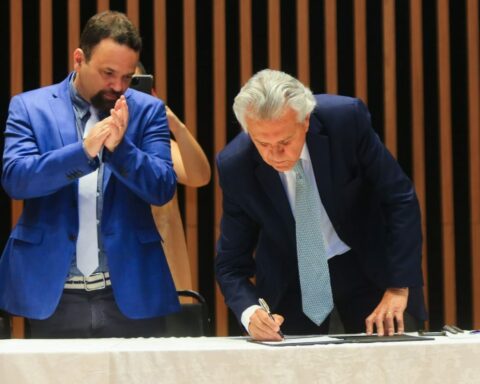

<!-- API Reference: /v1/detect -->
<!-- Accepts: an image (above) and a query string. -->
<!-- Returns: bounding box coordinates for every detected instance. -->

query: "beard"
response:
[90,90,122,114]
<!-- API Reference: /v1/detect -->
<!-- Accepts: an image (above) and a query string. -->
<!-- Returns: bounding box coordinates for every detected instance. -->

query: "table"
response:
[1,335,480,383]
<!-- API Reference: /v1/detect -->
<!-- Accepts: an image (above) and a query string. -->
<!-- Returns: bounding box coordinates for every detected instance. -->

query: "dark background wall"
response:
[1,0,479,336]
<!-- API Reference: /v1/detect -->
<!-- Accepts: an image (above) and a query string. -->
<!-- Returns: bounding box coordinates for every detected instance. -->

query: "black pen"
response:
[258,298,284,338]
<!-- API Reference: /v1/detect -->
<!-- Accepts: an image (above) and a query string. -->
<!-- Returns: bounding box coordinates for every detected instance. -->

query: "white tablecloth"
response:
[1,335,480,383]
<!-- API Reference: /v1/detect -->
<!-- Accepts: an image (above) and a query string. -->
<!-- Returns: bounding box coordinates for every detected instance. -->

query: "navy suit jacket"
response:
[216,95,426,323]
[0,74,181,319]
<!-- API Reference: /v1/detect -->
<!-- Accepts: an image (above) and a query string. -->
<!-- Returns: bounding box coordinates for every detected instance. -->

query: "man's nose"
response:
[110,78,124,92]
[269,145,284,159]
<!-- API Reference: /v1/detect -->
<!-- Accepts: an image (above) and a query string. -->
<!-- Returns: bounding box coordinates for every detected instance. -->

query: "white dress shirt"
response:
[241,144,350,332]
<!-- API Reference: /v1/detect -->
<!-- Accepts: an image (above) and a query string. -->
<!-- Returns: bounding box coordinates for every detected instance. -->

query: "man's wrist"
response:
[82,141,97,160]
[387,287,409,295]
[241,304,262,333]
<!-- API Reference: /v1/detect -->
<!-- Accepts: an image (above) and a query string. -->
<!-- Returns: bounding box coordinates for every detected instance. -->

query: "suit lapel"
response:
[254,152,296,244]
[49,76,78,147]
[102,163,112,194]
[307,118,339,227]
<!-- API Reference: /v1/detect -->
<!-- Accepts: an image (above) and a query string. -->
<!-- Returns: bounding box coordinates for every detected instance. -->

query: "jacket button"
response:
[68,234,77,241]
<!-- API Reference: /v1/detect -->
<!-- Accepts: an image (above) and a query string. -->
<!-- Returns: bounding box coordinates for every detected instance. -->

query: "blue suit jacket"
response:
[216,95,426,323]
[0,74,181,319]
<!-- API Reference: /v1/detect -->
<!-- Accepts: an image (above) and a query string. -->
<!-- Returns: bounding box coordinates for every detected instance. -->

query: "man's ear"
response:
[73,49,85,71]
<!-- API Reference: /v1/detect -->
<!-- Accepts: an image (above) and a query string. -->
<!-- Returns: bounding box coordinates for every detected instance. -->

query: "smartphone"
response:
[130,74,153,94]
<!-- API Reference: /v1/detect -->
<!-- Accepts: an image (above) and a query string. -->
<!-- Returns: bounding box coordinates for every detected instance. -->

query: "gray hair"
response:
[233,69,316,131]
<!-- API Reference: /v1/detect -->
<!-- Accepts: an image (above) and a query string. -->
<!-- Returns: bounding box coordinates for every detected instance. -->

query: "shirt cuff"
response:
[241,304,262,334]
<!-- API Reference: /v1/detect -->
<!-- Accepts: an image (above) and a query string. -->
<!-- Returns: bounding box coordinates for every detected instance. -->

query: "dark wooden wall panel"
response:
[354,0,367,103]
[467,0,480,327]
[183,0,199,291]
[153,0,167,100]
[240,0,252,84]
[9,0,24,340]
[68,0,80,71]
[40,0,53,86]
[98,0,110,13]
[213,0,227,336]
[383,0,397,157]
[437,0,457,325]
[127,0,140,27]
[410,0,429,317]
[296,0,309,85]
[324,0,337,93]
[3,0,480,337]
[268,0,281,69]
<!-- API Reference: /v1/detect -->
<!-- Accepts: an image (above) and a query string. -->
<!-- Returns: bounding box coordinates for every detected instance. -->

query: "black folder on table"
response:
[333,334,434,343]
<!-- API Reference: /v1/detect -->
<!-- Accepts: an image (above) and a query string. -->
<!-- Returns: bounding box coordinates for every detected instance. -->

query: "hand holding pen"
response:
[249,298,284,340]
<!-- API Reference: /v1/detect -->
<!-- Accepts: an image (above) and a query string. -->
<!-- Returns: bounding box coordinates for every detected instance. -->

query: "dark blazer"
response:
[215,95,426,324]
[0,74,180,319]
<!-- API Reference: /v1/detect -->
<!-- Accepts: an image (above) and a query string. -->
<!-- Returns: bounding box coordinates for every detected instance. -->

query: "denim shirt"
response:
[68,74,108,277]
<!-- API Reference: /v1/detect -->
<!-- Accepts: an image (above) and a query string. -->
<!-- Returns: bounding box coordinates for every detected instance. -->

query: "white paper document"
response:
[250,335,344,346]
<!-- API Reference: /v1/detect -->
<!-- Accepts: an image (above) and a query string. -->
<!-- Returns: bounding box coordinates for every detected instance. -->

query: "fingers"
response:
[384,311,394,336]
[114,95,127,111]
[272,314,285,327]
[366,288,408,336]
[110,108,125,132]
[395,312,405,334]
[85,95,128,155]
[365,310,404,336]
[365,313,374,335]
[105,98,128,152]
[113,95,129,127]
[109,104,128,143]
[249,309,283,341]
[83,120,111,157]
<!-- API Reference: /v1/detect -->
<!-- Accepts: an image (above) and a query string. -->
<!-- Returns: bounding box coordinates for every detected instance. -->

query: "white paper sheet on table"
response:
[249,335,345,346]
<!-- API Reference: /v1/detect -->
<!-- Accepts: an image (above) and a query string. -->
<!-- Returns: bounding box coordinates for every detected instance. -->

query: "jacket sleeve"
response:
[2,94,98,200]
[215,155,260,320]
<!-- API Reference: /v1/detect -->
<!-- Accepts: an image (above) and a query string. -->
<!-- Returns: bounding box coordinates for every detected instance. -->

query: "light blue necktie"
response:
[76,106,100,276]
[294,160,333,325]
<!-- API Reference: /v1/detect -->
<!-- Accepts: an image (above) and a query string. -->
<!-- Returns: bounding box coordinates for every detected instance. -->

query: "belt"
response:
[64,272,111,291]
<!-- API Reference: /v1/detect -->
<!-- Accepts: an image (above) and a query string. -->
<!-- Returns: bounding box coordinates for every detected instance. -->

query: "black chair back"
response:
[163,290,211,337]
[0,311,10,339]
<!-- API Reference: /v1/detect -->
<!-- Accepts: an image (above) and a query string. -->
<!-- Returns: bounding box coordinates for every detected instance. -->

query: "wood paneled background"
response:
[0,0,479,336]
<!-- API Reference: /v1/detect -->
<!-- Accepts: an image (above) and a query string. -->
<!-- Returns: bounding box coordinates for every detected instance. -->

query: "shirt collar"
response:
[282,144,311,176]
[69,73,91,120]
[299,144,310,163]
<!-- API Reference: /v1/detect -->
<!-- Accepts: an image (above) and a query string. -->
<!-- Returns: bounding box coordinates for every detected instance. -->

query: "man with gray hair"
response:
[215,69,426,340]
